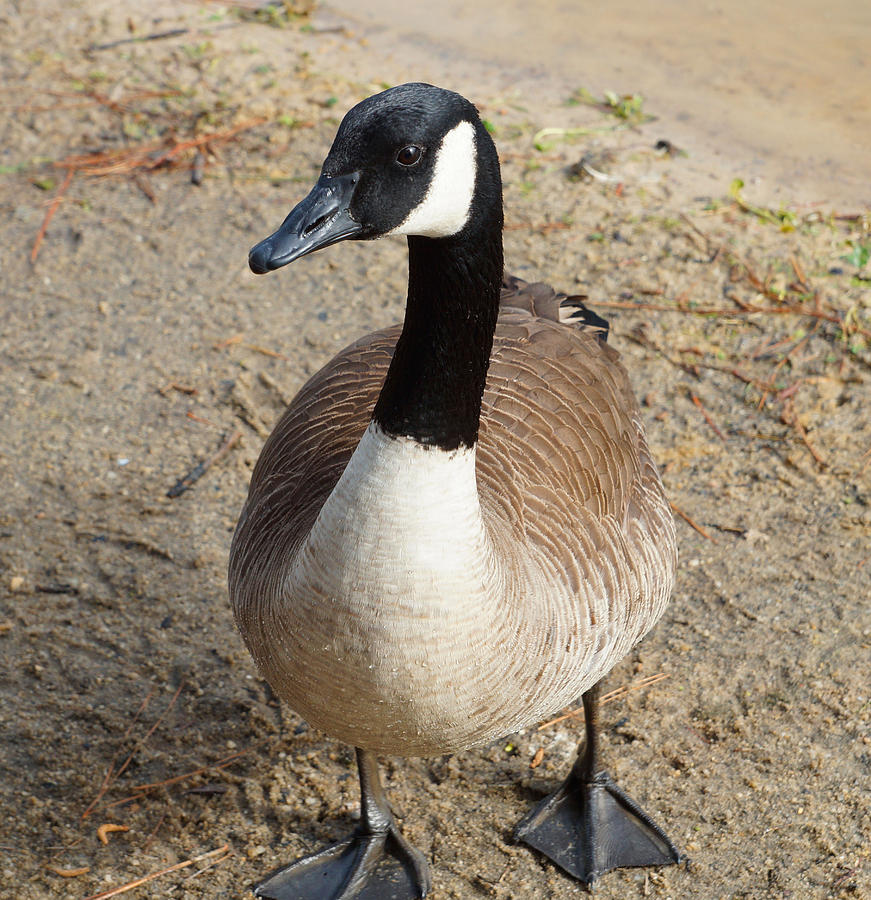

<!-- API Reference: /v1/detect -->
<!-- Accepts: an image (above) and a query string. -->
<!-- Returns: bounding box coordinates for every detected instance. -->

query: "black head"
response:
[249,83,501,273]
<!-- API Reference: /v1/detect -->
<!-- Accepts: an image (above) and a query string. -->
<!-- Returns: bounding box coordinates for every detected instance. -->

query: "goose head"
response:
[248,82,502,274]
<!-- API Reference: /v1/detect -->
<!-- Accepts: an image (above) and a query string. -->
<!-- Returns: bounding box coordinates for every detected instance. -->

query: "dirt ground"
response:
[1,3,869,899]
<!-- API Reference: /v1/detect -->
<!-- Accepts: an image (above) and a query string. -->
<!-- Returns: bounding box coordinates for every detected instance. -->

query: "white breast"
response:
[292,421,496,605]
[266,422,522,753]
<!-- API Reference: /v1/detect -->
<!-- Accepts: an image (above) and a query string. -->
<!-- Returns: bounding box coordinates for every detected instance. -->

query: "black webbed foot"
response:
[254,821,430,899]
[253,749,430,899]
[515,766,681,885]
[515,681,682,886]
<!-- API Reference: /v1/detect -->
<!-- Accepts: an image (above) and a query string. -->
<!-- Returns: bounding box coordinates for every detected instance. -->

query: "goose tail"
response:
[501,273,609,343]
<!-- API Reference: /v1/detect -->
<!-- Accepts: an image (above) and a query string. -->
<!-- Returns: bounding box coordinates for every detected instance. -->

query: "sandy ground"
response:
[1,2,869,899]
[332,0,871,210]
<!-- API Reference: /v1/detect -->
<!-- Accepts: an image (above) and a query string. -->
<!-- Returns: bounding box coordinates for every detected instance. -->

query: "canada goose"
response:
[230,82,681,898]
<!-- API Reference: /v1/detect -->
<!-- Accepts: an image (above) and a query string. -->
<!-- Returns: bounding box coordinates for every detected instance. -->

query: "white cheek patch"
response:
[388,120,476,238]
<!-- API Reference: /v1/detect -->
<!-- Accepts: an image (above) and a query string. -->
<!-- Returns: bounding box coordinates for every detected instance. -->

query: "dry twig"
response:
[81,687,155,820]
[167,429,242,497]
[54,118,265,178]
[781,398,827,468]
[185,410,221,428]
[83,684,185,820]
[97,824,129,845]
[158,382,198,397]
[690,393,726,441]
[30,168,74,263]
[214,333,244,349]
[88,28,190,52]
[670,501,717,542]
[80,844,231,900]
[245,343,293,360]
[595,298,870,338]
[133,740,269,793]
[48,865,90,877]
[94,738,271,816]
[537,673,670,731]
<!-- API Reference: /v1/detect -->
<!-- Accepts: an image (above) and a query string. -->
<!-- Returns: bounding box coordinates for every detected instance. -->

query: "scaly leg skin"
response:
[515,681,683,887]
[255,749,431,900]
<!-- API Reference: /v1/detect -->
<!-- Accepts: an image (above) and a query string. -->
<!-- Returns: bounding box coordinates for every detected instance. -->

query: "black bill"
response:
[248,171,362,274]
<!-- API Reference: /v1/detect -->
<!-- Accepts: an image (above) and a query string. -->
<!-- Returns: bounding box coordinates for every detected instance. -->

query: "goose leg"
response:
[515,681,682,886]
[254,748,431,899]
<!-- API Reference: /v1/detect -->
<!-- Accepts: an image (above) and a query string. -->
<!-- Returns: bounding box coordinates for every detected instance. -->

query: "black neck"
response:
[372,152,503,451]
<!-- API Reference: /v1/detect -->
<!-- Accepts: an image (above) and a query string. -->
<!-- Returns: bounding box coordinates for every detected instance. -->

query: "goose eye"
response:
[396,145,423,167]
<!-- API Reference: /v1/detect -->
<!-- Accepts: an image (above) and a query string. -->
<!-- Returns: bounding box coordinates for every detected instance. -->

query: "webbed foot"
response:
[515,766,681,885]
[255,821,430,899]
[516,681,682,886]
[253,748,430,899]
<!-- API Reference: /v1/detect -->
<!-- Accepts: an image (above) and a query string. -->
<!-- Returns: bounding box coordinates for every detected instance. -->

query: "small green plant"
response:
[237,1,313,28]
[535,87,653,151]
[841,241,870,269]
[533,125,608,152]
[0,157,51,176]
[183,41,213,60]
[728,179,797,230]
[602,90,646,122]
[566,87,595,106]
[567,87,652,125]
[122,120,143,139]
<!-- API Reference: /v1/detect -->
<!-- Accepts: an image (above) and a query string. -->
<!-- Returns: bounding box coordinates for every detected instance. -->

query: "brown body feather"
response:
[230,277,675,755]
